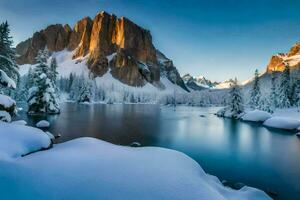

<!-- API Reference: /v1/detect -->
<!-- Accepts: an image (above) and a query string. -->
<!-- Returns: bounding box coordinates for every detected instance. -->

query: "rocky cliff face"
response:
[267,43,300,72]
[16,11,186,90]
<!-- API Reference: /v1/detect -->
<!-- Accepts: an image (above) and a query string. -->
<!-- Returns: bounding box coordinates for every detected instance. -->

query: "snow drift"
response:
[263,117,300,131]
[0,122,51,160]
[0,122,271,200]
[242,110,272,122]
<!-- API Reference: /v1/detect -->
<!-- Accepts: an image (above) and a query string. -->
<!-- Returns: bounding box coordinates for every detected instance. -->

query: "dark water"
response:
[16,103,300,200]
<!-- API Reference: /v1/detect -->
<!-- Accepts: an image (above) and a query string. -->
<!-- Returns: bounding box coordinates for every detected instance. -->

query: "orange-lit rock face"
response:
[88,13,157,61]
[267,54,286,72]
[266,44,300,73]
[68,17,93,56]
[86,12,159,84]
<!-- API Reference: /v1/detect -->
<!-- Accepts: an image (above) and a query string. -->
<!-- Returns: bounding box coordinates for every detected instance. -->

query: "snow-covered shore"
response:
[0,122,271,200]
[219,107,300,132]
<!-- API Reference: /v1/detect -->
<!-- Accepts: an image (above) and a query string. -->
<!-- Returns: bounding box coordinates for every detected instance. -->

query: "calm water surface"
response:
[17,103,300,200]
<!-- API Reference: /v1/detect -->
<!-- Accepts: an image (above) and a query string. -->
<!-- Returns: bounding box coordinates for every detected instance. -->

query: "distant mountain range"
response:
[182,73,235,91]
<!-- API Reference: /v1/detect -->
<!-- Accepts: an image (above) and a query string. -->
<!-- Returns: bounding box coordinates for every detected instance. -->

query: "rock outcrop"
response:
[267,43,300,72]
[266,53,286,72]
[16,24,71,64]
[16,11,187,91]
[288,42,300,57]
[156,50,189,91]
[69,17,93,58]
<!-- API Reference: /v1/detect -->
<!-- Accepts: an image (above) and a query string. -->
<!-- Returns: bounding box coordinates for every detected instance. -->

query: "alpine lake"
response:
[16,103,300,200]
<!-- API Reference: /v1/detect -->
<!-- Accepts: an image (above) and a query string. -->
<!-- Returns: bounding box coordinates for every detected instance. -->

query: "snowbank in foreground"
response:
[263,117,300,131]
[242,110,272,122]
[0,122,51,160]
[0,124,271,200]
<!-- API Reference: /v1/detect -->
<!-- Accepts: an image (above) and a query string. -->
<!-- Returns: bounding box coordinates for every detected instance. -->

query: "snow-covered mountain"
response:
[182,74,208,90]
[16,11,189,93]
[182,74,235,91]
[215,79,235,89]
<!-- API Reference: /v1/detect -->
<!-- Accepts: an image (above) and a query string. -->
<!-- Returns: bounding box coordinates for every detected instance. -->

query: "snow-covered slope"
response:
[0,122,271,200]
[19,50,187,95]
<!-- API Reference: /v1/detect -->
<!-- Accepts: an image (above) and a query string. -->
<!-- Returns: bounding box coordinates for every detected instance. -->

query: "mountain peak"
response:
[15,11,188,91]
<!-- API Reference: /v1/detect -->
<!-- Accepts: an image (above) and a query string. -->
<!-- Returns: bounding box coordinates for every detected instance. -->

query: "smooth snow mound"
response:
[263,117,300,131]
[36,120,50,128]
[0,126,271,200]
[0,122,51,160]
[242,110,272,122]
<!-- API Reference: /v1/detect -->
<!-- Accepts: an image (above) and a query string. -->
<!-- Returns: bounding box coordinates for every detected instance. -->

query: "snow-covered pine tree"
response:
[249,69,261,109]
[292,78,300,106]
[77,78,92,103]
[258,97,273,113]
[69,74,82,100]
[277,63,291,108]
[0,69,16,122]
[0,21,19,82]
[67,73,74,93]
[49,57,58,85]
[0,21,18,121]
[27,49,60,114]
[25,67,34,89]
[269,71,278,113]
[229,78,244,118]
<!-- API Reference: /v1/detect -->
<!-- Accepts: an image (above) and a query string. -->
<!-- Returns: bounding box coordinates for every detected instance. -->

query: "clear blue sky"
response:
[1,0,300,81]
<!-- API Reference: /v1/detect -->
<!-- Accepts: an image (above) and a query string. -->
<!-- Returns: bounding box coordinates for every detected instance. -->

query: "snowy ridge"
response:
[182,74,235,90]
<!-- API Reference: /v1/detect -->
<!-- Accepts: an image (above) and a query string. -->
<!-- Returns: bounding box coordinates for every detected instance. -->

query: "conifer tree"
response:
[0,21,19,82]
[25,67,34,89]
[291,69,300,106]
[27,49,60,114]
[229,78,244,118]
[0,21,18,121]
[0,69,16,122]
[67,73,74,93]
[49,57,58,85]
[250,69,261,109]
[77,79,92,103]
[269,71,278,112]
[277,63,291,108]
